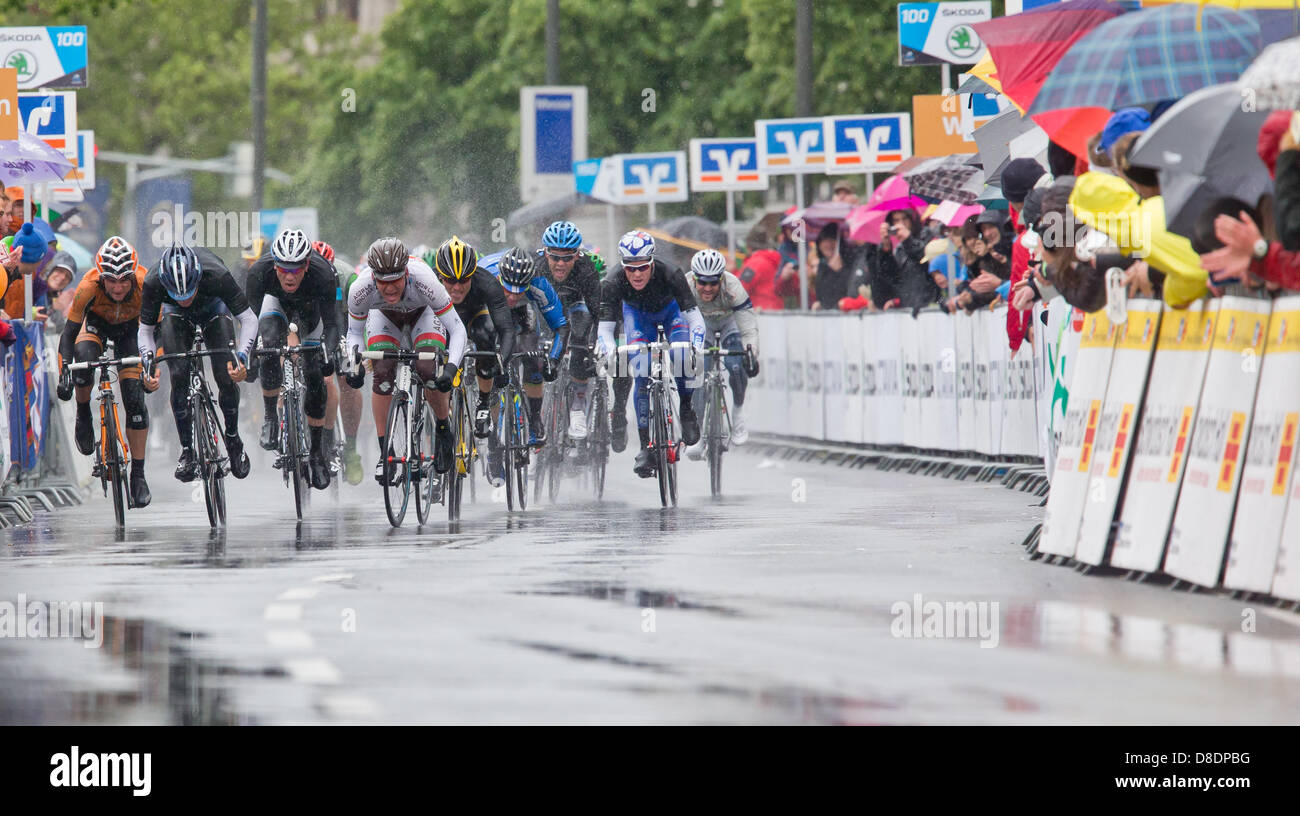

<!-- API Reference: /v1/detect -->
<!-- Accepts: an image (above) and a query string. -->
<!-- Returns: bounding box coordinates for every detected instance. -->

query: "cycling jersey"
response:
[245,248,341,352]
[538,250,601,316]
[138,246,258,360]
[450,268,517,364]
[486,264,569,361]
[346,256,466,367]
[597,258,704,355]
[686,270,759,354]
[59,264,148,365]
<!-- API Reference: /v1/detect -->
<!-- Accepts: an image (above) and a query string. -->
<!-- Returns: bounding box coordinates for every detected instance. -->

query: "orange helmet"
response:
[95,236,139,282]
[312,240,335,263]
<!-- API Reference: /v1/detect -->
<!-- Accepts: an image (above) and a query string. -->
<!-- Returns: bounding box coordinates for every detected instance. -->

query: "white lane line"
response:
[284,658,341,685]
[277,587,321,601]
[265,629,315,650]
[263,603,303,622]
[311,573,354,583]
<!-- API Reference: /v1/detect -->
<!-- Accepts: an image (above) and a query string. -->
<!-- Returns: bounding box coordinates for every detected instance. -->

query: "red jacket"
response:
[1006,208,1032,353]
[1249,241,1300,290]
[739,249,789,310]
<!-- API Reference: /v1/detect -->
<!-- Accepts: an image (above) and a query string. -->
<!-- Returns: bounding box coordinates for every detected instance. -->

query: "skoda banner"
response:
[0,26,87,89]
[898,2,992,67]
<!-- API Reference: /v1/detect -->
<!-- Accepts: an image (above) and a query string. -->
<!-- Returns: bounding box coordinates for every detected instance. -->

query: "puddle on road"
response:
[0,615,274,725]
[518,580,744,618]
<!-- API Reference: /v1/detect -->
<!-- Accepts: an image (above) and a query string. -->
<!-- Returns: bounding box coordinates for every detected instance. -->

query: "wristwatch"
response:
[1253,238,1269,259]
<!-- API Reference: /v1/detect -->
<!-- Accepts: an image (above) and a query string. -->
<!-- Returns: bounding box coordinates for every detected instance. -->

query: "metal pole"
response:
[865,172,875,201]
[123,161,138,251]
[795,0,813,207]
[725,190,736,261]
[22,184,32,322]
[796,172,808,311]
[942,63,952,95]
[251,0,268,212]
[647,201,656,226]
[545,0,560,85]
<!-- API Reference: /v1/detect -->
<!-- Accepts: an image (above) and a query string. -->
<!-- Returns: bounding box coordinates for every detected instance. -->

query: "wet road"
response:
[3,442,1300,725]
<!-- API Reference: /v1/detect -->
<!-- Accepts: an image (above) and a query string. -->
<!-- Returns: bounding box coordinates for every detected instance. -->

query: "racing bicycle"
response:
[68,343,141,529]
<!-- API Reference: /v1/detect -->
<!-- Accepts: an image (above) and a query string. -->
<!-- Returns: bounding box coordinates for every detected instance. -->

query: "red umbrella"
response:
[1031,106,1112,159]
[973,0,1125,113]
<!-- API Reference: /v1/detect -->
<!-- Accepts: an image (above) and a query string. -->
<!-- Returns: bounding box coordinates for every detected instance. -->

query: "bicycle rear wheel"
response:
[652,389,670,507]
[448,386,468,521]
[383,395,411,527]
[415,401,437,526]
[195,393,224,527]
[513,389,529,511]
[105,404,127,528]
[501,391,517,511]
[665,394,678,508]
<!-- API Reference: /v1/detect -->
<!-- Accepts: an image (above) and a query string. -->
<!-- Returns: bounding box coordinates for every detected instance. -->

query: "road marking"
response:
[284,658,341,685]
[265,629,315,649]
[277,587,320,601]
[263,603,303,622]
[311,573,354,583]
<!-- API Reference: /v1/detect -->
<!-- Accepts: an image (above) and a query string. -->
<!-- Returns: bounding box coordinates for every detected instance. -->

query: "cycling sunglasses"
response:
[545,250,579,261]
[623,261,652,272]
[276,263,308,276]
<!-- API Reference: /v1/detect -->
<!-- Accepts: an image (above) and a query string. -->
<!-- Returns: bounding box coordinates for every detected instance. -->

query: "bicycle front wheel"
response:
[415,401,437,526]
[448,386,468,521]
[513,389,529,511]
[105,403,127,528]
[383,395,411,527]
[707,386,724,498]
[651,388,670,508]
[194,393,224,527]
[285,399,308,521]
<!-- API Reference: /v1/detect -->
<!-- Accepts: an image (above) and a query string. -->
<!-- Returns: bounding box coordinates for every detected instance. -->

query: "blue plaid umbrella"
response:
[1029,5,1261,115]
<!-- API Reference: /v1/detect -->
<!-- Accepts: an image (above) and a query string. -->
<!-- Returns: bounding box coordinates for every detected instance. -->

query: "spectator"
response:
[1098,107,1151,162]
[866,208,933,310]
[831,180,859,205]
[924,236,966,296]
[811,222,853,310]
[1275,115,1299,251]
[999,157,1046,353]
[1111,132,1160,200]
[1199,198,1300,292]
[2,218,59,322]
[738,226,796,310]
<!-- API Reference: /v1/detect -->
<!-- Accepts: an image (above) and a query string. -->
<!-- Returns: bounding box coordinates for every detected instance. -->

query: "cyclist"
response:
[247,229,342,490]
[423,237,521,441]
[600,273,634,452]
[56,236,154,507]
[536,221,600,442]
[138,244,258,483]
[597,229,705,478]
[683,248,760,458]
[345,237,466,485]
[317,240,365,485]
[492,247,566,480]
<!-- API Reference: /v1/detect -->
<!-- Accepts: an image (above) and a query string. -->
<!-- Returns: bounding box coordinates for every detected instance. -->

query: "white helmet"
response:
[272,228,311,265]
[690,249,727,282]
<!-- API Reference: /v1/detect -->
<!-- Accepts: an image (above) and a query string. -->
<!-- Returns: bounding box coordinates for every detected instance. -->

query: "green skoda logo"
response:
[5,50,37,81]
[948,25,980,59]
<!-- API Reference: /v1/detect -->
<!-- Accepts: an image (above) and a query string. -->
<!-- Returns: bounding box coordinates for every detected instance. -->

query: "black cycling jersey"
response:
[538,251,601,315]
[451,269,517,362]
[245,249,341,350]
[599,258,696,322]
[140,247,250,327]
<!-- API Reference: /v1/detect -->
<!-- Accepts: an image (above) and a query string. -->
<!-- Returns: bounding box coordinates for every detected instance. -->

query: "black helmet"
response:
[433,235,478,282]
[366,237,409,281]
[498,247,535,293]
[160,244,201,301]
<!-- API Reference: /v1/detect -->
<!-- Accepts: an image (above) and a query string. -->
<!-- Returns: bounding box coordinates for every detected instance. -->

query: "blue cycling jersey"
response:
[487,258,568,359]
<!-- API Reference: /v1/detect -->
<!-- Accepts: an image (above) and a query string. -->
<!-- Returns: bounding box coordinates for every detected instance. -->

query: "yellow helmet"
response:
[242,235,268,262]
[433,235,479,282]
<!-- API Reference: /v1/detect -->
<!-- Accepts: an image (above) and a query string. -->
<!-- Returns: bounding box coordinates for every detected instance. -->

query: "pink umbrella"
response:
[932,200,984,227]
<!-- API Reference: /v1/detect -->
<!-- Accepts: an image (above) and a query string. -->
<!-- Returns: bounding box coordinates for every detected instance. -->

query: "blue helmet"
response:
[160,244,201,301]
[542,220,582,250]
[617,230,655,263]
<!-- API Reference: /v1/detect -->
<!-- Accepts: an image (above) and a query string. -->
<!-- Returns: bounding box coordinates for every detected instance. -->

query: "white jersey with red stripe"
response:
[347,256,467,367]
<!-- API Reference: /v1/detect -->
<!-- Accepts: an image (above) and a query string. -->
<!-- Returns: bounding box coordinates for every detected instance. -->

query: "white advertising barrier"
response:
[1042,300,1083,478]
[1038,311,1120,558]
[917,311,941,450]
[859,314,879,445]
[986,309,1008,456]
[1225,297,1300,593]
[873,312,905,445]
[823,316,848,443]
[899,315,923,448]
[971,309,993,455]
[1272,381,1300,600]
[842,315,866,444]
[954,311,977,451]
[929,310,960,452]
[761,314,789,434]
[802,316,825,441]
[1110,301,1217,572]
[1075,301,1161,567]
[1165,298,1271,589]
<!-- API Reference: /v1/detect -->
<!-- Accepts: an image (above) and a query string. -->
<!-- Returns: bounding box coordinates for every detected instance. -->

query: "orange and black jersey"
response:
[59,265,148,363]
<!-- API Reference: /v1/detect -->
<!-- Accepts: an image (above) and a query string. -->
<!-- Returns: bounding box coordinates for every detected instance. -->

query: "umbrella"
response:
[0,132,76,186]
[1238,34,1300,110]
[957,74,999,96]
[932,200,986,227]
[1128,82,1273,235]
[1030,5,1261,115]
[904,155,984,204]
[973,109,1049,185]
[782,201,853,233]
[654,215,728,249]
[973,0,1126,113]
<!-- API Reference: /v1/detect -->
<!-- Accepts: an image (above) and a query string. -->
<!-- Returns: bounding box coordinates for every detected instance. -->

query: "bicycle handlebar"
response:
[359,349,442,362]
[618,341,695,356]
[255,342,323,358]
[69,356,144,371]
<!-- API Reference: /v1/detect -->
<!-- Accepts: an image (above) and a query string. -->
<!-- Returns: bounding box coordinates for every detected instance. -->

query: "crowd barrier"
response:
[751,298,1300,601]
[0,321,85,526]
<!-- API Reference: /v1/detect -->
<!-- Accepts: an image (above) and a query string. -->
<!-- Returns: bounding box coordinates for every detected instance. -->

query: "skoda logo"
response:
[948,25,980,59]
[4,49,36,81]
